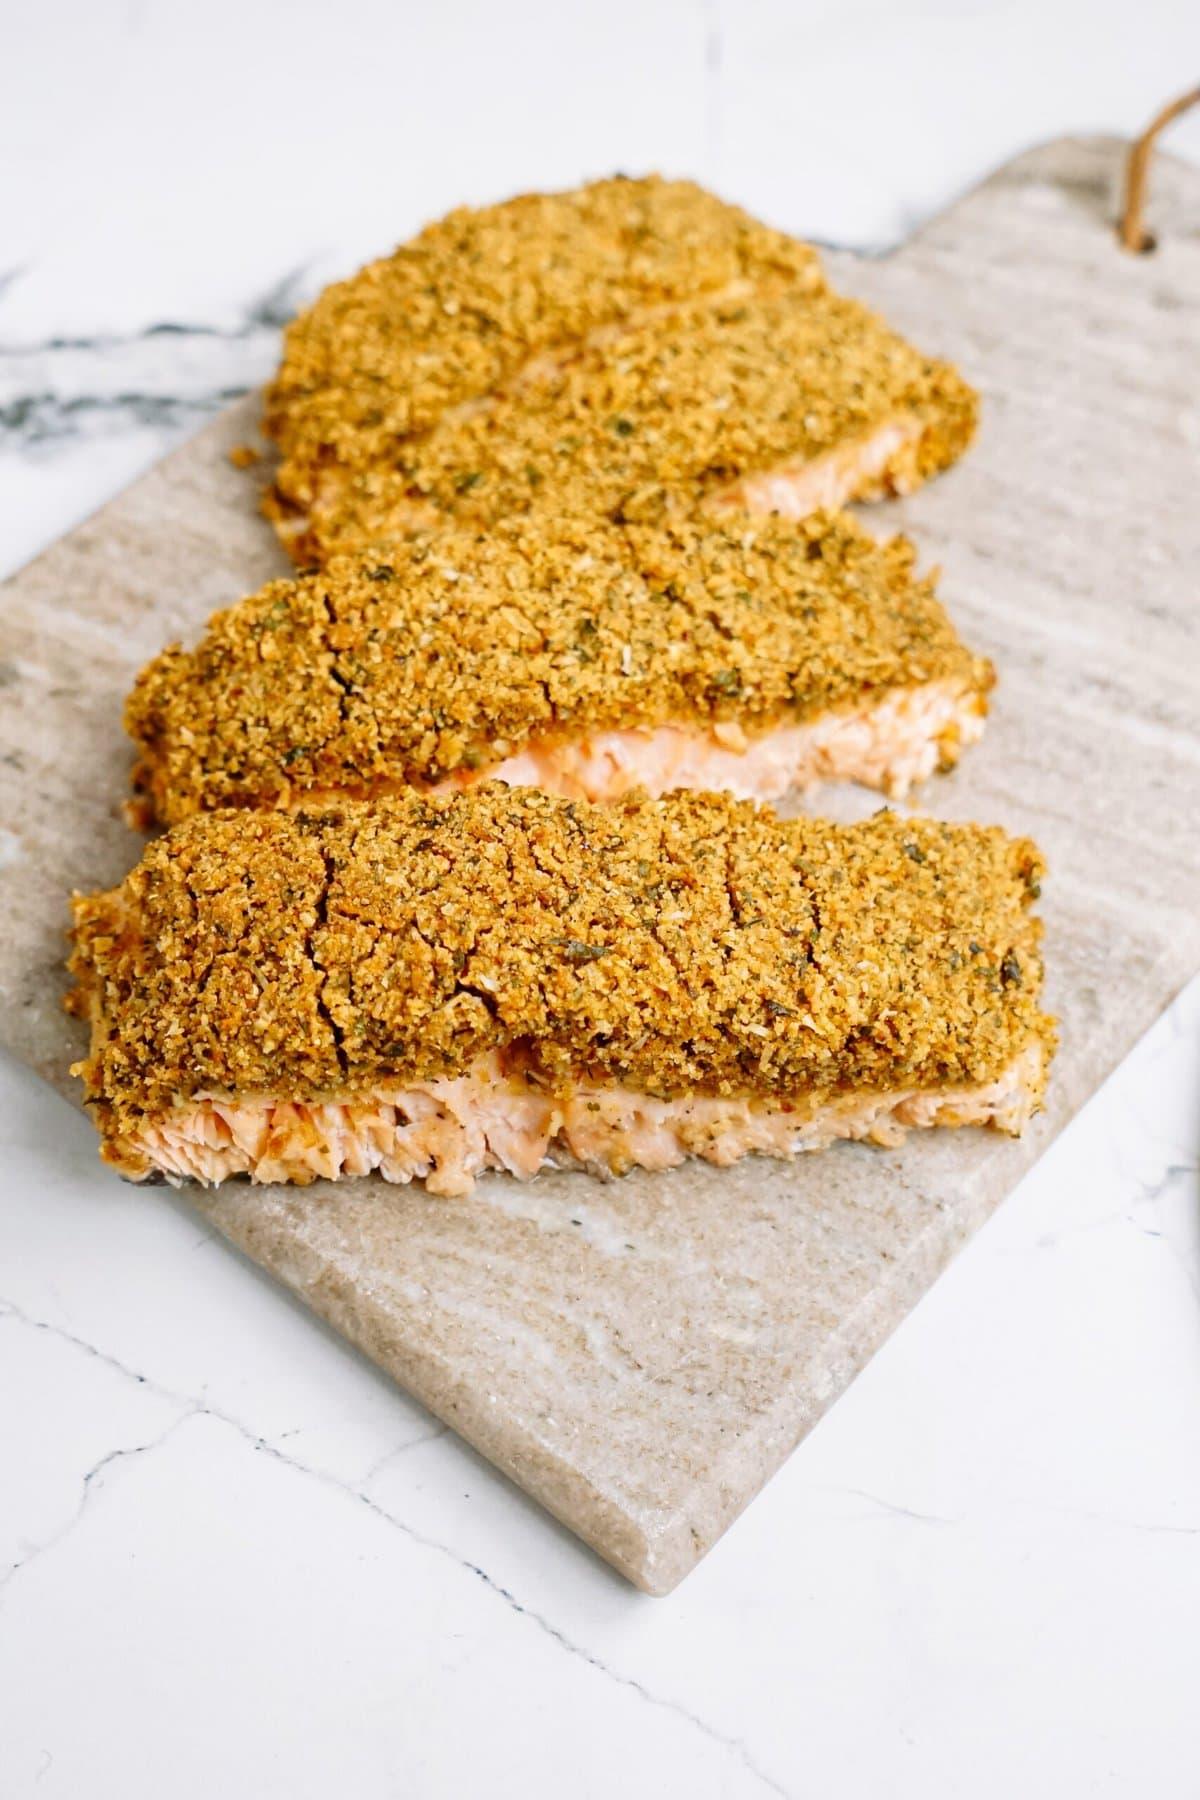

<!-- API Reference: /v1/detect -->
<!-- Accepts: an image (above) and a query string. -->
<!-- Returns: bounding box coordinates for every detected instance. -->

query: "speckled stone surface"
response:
[2,138,1198,1592]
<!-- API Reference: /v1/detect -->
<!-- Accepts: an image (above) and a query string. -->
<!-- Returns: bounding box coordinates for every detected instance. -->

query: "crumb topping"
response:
[265,175,822,474]
[272,288,977,560]
[69,789,1053,1160]
[126,510,989,825]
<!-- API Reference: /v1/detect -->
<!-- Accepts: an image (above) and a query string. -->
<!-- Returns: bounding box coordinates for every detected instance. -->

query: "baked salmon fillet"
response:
[125,510,992,828]
[265,175,824,558]
[67,788,1054,1196]
[262,176,975,565]
[270,285,977,564]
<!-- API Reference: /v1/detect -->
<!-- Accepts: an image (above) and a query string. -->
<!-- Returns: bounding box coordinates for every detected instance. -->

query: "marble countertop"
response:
[3,3,1199,1793]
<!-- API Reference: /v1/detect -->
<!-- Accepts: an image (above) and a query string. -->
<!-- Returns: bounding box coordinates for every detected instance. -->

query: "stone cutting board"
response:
[2,137,1198,1593]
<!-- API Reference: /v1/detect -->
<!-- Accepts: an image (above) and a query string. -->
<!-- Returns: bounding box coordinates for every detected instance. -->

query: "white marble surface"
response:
[3,2,1199,1792]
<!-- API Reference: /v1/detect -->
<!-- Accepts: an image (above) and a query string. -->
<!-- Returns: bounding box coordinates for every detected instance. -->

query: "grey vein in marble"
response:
[0,268,309,450]
[0,1298,793,1799]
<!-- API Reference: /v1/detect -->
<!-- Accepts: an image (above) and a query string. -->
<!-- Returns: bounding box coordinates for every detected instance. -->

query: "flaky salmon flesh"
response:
[133,1042,1047,1198]
[475,678,984,809]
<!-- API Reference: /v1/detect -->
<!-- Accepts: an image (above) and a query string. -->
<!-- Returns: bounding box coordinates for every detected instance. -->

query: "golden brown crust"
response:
[265,175,823,491]
[125,510,991,826]
[68,788,1054,1170]
[270,287,977,562]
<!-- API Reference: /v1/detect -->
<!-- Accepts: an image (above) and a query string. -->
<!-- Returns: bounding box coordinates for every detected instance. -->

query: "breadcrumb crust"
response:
[125,510,991,825]
[68,789,1054,1173]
